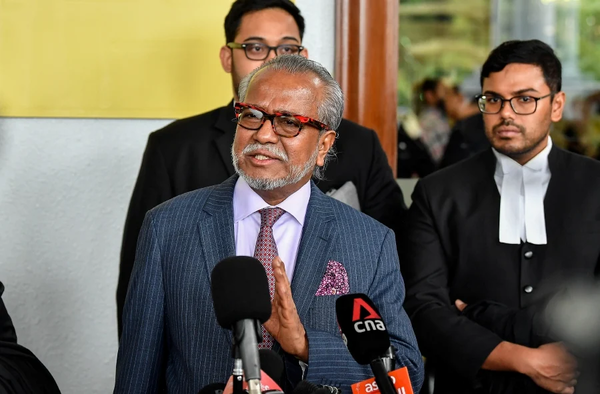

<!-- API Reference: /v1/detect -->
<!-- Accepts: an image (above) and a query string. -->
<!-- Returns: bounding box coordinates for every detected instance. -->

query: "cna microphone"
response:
[211,256,272,394]
[336,293,396,394]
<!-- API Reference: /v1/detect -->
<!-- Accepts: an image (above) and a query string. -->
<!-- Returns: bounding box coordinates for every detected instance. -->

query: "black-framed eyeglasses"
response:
[226,42,304,61]
[233,102,331,138]
[476,93,552,115]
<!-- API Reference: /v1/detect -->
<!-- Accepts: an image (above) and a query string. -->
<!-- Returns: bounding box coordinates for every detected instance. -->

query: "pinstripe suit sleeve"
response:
[305,229,424,392]
[114,211,165,393]
[371,229,424,390]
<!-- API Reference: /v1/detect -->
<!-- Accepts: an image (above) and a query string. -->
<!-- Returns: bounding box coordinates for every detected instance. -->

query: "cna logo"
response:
[352,298,386,333]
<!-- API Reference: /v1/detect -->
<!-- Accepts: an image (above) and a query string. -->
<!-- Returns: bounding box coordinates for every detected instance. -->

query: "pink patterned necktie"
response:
[254,207,285,349]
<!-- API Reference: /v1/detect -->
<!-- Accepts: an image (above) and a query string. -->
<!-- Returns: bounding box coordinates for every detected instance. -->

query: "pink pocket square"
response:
[315,260,349,296]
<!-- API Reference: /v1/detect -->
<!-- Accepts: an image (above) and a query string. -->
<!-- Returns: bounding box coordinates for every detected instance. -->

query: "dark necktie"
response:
[253,207,285,349]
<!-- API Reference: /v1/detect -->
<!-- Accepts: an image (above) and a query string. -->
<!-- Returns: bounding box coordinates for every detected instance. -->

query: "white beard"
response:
[231,143,318,191]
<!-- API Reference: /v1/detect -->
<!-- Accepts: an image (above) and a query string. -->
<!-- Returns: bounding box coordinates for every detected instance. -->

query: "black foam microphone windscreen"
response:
[335,293,391,365]
[290,380,320,394]
[259,349,285,388]
[291,381,338,394]
[211,256,271,328]
[198,382,226,394]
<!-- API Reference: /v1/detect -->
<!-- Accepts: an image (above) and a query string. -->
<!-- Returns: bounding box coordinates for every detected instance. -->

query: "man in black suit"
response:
[401,40,600,394]
[0,283,61,393]
[117,0,405,335]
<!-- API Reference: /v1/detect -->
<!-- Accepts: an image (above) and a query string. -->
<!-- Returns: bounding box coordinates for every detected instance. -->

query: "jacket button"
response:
[524,285,533,293]
[524,251,533,259]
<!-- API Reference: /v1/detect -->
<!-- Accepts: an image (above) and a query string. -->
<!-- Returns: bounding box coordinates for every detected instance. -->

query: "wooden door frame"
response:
[335,0,399,175]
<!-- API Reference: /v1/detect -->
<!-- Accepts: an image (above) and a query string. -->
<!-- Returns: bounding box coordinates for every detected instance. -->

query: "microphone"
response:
[199,383,226,394]
[259,349,285,390]
[290,380,339,394]
[223,349,284,394]
[336,293,396,394]
[212,256,272,394]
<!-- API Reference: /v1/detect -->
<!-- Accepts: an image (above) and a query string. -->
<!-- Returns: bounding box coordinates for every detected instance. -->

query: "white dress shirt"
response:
[493,137,552,245]
[233,177,311,281]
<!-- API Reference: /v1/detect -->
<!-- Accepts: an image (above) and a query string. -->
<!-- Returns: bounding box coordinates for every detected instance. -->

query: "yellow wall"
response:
[0,0,235,118]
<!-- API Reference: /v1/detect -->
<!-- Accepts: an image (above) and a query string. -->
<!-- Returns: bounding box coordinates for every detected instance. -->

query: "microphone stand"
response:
[231,320,262,394]
[382,346,396,373]
[370,357,396,394]
[231,346,244,394]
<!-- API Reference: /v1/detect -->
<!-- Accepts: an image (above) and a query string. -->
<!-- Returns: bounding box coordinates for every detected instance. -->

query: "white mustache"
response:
[242,143,288,162]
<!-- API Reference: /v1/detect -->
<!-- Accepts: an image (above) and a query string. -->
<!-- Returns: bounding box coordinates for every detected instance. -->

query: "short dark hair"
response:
[224,0,305,43]
[480,39,562,95]
[420,78,441,95]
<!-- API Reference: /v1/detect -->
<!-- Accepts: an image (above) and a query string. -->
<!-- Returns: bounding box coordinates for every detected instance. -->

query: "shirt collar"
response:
[493,136,552,174]
[233,177,311,225]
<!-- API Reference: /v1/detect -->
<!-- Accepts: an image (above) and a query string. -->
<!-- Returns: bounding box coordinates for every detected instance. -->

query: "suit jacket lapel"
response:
[198,175,237,281]
[544,146,569,242]
[291,183,337,320]
[453,149,502,260]
[214,101,236,177]
[478,149,502,232]
[197,176,237,346]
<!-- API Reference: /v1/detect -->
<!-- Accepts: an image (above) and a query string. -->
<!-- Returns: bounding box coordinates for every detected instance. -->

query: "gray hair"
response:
[237,55,344,180]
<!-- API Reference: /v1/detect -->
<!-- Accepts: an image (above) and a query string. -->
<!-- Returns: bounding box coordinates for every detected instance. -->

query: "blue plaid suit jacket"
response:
[114,176,423,393]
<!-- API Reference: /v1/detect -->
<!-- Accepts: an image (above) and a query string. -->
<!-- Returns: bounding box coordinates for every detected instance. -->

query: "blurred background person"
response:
[439,85,489,168]
[580,91,600,159]
[396,78,449,178]
[415,78,451,166]
[397,107,436,178]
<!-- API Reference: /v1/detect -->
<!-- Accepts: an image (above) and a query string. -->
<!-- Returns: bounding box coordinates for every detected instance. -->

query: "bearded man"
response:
[114,55,423,394]
[401,40,600,394]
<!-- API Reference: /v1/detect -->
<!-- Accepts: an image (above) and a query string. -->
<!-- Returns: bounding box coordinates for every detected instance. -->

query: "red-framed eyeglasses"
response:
[233,102,332,138]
